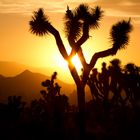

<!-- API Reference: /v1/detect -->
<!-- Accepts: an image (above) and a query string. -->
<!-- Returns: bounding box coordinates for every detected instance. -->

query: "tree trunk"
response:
[68,63,86,138]
[76,83,86,138]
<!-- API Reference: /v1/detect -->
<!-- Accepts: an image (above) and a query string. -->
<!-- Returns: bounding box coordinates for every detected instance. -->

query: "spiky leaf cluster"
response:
[76,4,90,20]
[110,19,133,50]
[64,4,103,41]
[65,6,82,41]
[29,8,50,36]
[89,6,103,29]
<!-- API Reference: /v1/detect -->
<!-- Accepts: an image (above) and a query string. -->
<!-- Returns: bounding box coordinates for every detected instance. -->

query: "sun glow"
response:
[56,54,82,73]
[71,55,82,72]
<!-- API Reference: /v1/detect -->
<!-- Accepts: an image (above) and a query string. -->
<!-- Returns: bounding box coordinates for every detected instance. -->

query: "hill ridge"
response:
[0,69,75,104]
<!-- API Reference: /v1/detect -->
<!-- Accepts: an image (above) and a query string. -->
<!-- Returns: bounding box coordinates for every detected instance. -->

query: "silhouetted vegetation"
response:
[86,59,140,140]
[0,61,140,139]
[0,3,136,140]
[29,3,133,137]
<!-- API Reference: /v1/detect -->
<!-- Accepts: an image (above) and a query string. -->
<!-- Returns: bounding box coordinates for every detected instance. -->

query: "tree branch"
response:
[47,24,81,84]
[89,47,117,70]
[68,37,87,69]
[68,22,89,59]
[69,22,89,68]
[77,22,89,46]
[68,61,81,84]
[47,24,69,60]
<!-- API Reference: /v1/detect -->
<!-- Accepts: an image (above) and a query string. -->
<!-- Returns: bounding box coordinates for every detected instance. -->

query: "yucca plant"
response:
[64,4,103,41]
[29,8,51,36]
[29,4,133,137]
[110,19,133,50]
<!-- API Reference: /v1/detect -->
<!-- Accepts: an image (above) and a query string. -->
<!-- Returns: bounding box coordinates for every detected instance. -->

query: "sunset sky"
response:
[0,0,140,83]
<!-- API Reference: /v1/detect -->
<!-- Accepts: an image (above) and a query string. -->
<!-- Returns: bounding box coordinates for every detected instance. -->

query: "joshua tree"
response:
[29,4,132,136]
[124,63,140,104]
[7,96,26,122]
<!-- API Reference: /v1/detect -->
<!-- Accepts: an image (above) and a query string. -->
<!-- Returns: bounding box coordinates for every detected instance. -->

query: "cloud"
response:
[0,0,96,14]
[0,0,98,14]
[0,0,63,14]
[93,0,140,17]
[0,0,139,22]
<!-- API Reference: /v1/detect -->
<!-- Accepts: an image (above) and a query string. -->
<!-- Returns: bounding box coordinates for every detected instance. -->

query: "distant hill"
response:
[0,61,28,76]
[0,61,54,77]
[0,61,73,84]
[0,61,92,105]
[0,70,76,104]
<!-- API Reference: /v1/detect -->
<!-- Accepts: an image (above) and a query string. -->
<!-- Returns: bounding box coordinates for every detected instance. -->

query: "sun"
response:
[71,54,82,72]
[56,54,82,73]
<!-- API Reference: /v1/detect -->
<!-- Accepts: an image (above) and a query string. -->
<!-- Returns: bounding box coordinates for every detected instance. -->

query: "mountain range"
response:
[0,61,73,83]
[0,61,92,105]
[0,69,76,105]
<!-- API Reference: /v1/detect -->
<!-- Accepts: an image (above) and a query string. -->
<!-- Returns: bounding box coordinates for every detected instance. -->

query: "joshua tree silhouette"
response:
[29,4,133,136]
[40,72,69,136]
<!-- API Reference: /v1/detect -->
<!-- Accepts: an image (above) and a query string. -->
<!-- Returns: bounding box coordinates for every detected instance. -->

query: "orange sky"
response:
[0,0,140,83]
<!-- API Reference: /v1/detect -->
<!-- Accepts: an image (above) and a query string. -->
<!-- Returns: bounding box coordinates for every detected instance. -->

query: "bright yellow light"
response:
[56,54,82,74]
[56,54,82,71]
[71,55,82,72]
[57,57,68,69]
